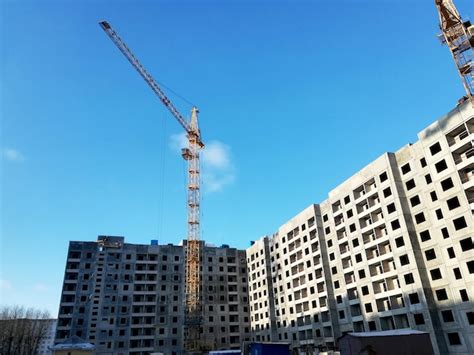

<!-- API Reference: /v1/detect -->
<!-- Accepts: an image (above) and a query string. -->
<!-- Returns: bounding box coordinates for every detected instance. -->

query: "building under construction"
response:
[55,236,251,354]
[55,94,474,355]
[248,99,474,355]
[54,0,474,354]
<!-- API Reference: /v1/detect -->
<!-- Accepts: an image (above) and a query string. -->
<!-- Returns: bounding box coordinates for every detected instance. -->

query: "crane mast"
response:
[99,21,204,353]
[435,0,474,103]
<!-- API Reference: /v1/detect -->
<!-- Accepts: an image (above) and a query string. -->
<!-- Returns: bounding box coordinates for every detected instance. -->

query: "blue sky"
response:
[1,0,471,315]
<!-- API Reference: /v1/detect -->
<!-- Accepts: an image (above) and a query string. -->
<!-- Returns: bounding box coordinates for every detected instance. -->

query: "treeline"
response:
[0,305,51,355]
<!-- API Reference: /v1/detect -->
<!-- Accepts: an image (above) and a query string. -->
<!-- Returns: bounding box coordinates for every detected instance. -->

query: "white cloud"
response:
[202,141,231,169]
[202,141,234,192]
[34,283,48,292]
[169,134,235,193]
[0,279,12,290]
[203,169,235,193]
[169,132,188,152]
[3,148,25,162]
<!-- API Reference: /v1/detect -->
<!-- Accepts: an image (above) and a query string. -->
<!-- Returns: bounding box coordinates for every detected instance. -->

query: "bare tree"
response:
[0,305,51,355]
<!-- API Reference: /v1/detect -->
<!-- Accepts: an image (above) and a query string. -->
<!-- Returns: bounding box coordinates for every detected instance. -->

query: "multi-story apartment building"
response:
[200,242,251,349]
[38,319,57,355]
[55,101,473,355]
[247,236,278,342]
[248,100,474,355]
[55,236,250,355]
[248,206,340,352]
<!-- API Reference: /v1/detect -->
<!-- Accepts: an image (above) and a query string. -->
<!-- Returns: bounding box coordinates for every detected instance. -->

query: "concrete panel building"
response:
[55,101,473,355]
[247,236,277,342]
[38,319,57,355]
[200,242,251,349]
[55,236,250,355]
[248,101,474,355]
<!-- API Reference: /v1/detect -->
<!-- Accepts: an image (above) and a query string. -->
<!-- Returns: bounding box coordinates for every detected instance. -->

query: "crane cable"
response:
[156,110,167,242]
[157,91,193,242]
[154,78,197,109]
[182,151,188,241]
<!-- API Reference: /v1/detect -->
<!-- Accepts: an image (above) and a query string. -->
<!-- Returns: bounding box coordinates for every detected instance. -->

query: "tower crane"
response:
[99,21,204,352]
[435,0,474,104]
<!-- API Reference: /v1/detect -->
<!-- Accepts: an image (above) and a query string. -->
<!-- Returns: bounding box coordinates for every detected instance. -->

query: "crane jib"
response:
[99,21,202,142]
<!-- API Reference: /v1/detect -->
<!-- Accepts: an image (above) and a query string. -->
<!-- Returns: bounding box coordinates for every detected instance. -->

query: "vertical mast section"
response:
[435,0,474,103]
[182,107,203,351]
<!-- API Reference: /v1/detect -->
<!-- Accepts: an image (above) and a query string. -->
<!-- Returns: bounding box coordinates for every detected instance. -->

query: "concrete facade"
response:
[38,319,57,354]
[55,102,473,355]
[248,101,474,355]
[55,236,250,355]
